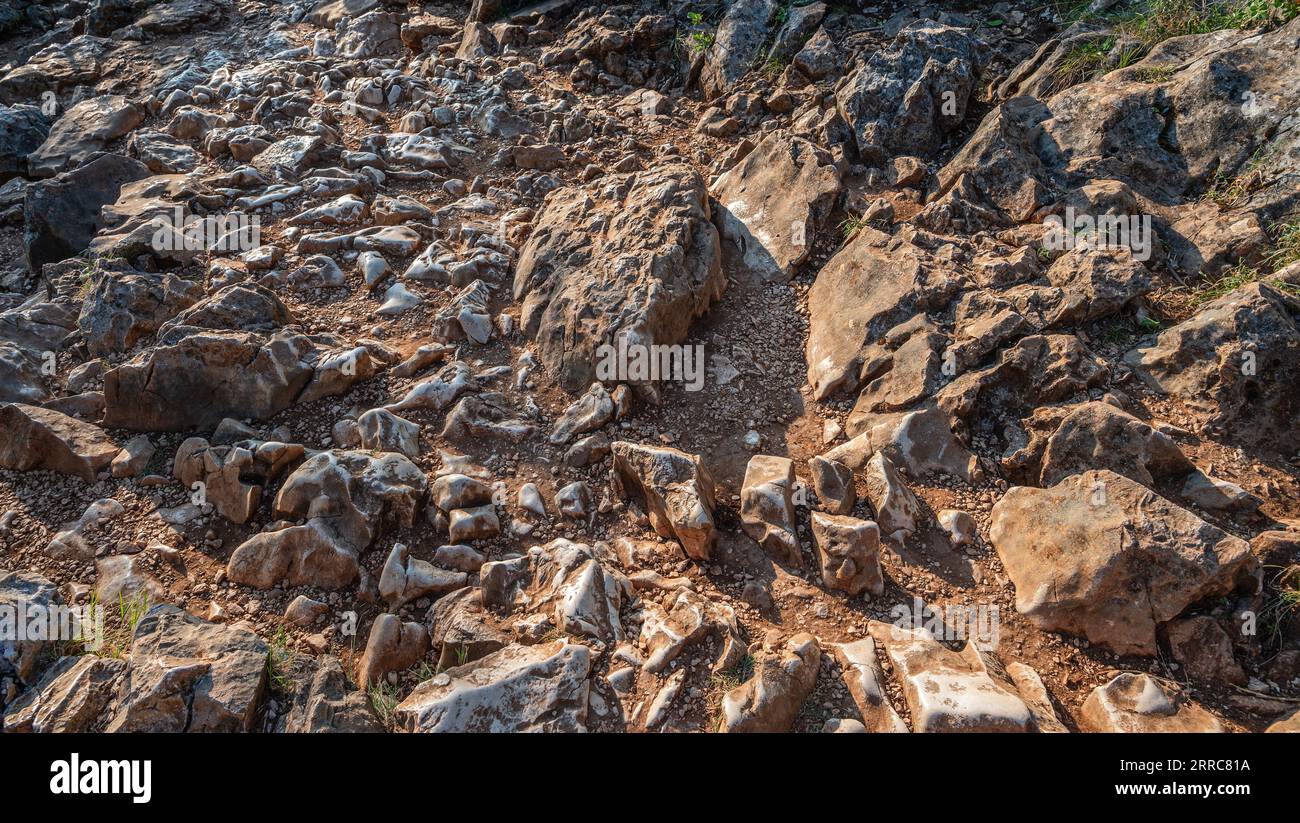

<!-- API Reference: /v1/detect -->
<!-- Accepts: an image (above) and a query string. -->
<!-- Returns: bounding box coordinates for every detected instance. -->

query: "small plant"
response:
[267,626,297,692]
[761,55,785,77]
[369,680,400,727]
[710,654,756,693]
[1263,213,1300,271]
[682,9,715,54]
[1131,65,1175,83]
[77,590,151,659]
[455,644,470,666]
[838,213,867,241]
[1189,262,1262,305]
[1052,37,1117,88]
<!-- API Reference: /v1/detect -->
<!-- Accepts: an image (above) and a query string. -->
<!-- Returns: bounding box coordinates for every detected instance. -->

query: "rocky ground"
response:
[2,0,1300,734]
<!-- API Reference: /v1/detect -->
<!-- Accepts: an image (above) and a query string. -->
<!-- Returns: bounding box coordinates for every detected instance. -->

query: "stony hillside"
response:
[2,0,1299,733]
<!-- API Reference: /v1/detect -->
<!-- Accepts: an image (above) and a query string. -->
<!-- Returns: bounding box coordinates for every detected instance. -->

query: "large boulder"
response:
[102,330,316,431]
[2,655,127,733]
[0,104,50,181]
[989,470,1260,655]
[106,605,268,733]
[806,227,965,399]
[925,19,1300,232]
[711,131,841,282]
[699,0,778,99]
[1124,282,1300,449]
[394,641,592,733]
[514,164,723,394]
[836,22,985,164]
[78,270,203,357]
[27,95,145,178]
[23,153,150,272]
[0,404,118,481]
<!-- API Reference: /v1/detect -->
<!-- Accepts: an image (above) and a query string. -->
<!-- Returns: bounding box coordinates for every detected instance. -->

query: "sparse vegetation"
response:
[1053,37,1118,88]
[1185,213,1300,305]
[368,680,400,727]
[838,213,867,241]
[78,591,151,659]
[267,626,297,692]
[1131,64,1176,83]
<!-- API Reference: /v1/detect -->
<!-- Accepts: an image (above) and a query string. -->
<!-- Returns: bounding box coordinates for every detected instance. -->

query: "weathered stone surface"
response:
[173,436,303,525]
[808,455,854,515]
[357,408,420,459]
[862,452,924,543]
[0,104,49,181]
[1125,282,1300,449]
[833,404,982,482]
[1080,673,1224,733]
[836,22,984,164]
[481,539,632,645]
[811,512,883,597]
[0,571,60,703]
[79,270,203,357]
[711,131,841,282]
[94,554,165,605]
[549,382,613,445]
[107,605,267,732]
[990,470,1260,655]
[930,20,1300,234]
[2,655,126,733]
[103,331,316,431]
[226,450,427,589]
[0,404,118,481]
[282,655,382,733]
[378,543,466,608]
[719,632,820,733]
[740,455,800,566]
[611,441,717,560]
[873,622,1033,733]
[356,613,429,690]
[23,153,150,271]
[806,228,964,399]
[1166,616,1247,687]
[1002,401,1194,488]
[395,640,591,732]
[833,638,908,733]
[28,96,144,178]
[699,0,777,99]
[514,164,723,394]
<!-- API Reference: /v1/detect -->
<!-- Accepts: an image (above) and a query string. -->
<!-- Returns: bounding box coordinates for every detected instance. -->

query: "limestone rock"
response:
[739,455,800,566]
[1080,673,1223,733]
[989,470,1259,655]
[611,441,717,560]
